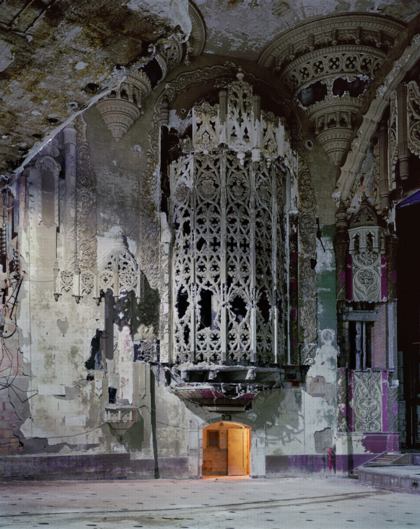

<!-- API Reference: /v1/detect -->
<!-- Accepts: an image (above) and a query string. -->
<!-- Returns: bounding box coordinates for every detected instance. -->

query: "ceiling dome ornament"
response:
[258,14,405,166]
[96,70,152,141]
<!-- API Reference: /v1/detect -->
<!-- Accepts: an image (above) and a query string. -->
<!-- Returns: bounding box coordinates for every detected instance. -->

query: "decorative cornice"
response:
[281,45,385,94]
[259,14,404,70]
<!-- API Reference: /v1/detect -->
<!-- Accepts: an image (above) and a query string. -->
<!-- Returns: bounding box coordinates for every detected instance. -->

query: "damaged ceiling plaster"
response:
[1,0,420,177]
[0,0,191,175]
[196,0,420,59]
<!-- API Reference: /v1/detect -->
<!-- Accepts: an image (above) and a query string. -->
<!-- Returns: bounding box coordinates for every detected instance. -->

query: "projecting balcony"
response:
[169,363,308,412]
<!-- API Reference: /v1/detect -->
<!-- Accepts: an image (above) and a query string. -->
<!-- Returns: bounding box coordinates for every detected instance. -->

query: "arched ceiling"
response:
[1,0,420,178]
[195,0,420,59]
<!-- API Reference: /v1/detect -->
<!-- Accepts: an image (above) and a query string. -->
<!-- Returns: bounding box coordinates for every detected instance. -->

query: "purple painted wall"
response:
[361,433,399,453]
[266,453,378,474]
[371,306,387,369]
[381,255,388,300]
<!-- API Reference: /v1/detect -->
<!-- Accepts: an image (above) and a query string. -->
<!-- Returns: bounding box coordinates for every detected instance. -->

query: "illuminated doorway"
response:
[202,422,251,477]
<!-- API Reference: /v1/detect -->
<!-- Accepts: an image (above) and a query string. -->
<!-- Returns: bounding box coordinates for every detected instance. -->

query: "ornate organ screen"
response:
[170,75,290,366]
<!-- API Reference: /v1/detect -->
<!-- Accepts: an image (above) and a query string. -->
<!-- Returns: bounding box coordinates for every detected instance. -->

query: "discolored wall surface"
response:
[1,1,418,479]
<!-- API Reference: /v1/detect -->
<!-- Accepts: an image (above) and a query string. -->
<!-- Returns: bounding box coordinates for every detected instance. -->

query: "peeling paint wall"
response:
[0,55,344,472]
[1,1,417,476]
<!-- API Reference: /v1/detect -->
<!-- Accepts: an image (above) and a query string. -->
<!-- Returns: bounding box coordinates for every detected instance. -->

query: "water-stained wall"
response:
[0,55,396,479]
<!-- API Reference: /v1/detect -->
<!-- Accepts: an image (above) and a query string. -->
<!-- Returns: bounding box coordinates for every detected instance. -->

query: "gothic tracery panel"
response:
[170,76,293,366]
[194,153,223,362]
[171,156,194,363]
[225,154,252,361]
[171,151,285,365]
[352,370,382,432]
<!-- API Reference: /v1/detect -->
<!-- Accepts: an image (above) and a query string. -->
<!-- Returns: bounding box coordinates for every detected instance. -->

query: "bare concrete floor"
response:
[0,476,419,529]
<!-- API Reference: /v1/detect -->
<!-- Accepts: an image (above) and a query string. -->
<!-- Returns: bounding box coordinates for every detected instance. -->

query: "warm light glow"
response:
[202,421,250,477]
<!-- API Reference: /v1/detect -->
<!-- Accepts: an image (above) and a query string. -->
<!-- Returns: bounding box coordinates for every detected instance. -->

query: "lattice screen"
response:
[170,75,291,366]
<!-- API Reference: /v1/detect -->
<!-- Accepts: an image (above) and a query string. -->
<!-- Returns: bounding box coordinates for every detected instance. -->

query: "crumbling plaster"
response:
[12,102,163,451]
[196,0,420,59]
[0,0,413,475]
[0,0,191,175]
[2,1,419,182]
[8,50,338,463]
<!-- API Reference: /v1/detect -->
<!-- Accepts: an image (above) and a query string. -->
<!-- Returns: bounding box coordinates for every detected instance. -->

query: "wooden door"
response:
[228,428,245,476]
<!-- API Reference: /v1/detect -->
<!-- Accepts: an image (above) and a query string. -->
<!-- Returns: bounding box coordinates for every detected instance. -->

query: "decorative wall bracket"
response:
[96,70,152,141]
[104,404,139,434]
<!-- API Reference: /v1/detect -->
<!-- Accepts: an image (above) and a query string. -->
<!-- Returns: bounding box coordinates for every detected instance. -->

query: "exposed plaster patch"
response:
[57,318,69,337]
[37,384,66,396]
[315,237,334,273]
[314,427,333,453]
[126,0,192,36]
[75,61,88,71]
[168,109,192,134]
[196,0,419,58]
[65,415,87,427]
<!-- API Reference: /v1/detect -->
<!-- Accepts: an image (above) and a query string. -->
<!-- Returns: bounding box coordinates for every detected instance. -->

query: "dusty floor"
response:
[0,475,418,529]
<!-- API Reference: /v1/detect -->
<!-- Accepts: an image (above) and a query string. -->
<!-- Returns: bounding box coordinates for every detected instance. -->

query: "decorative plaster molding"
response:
[259,14,406,167]
[407,80,420,159]
[96,70,152,141]
[336,33,420,202]
[259,14,404,70]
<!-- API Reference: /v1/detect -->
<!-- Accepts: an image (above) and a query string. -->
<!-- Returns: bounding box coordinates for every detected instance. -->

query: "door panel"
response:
[228,428,245,476]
